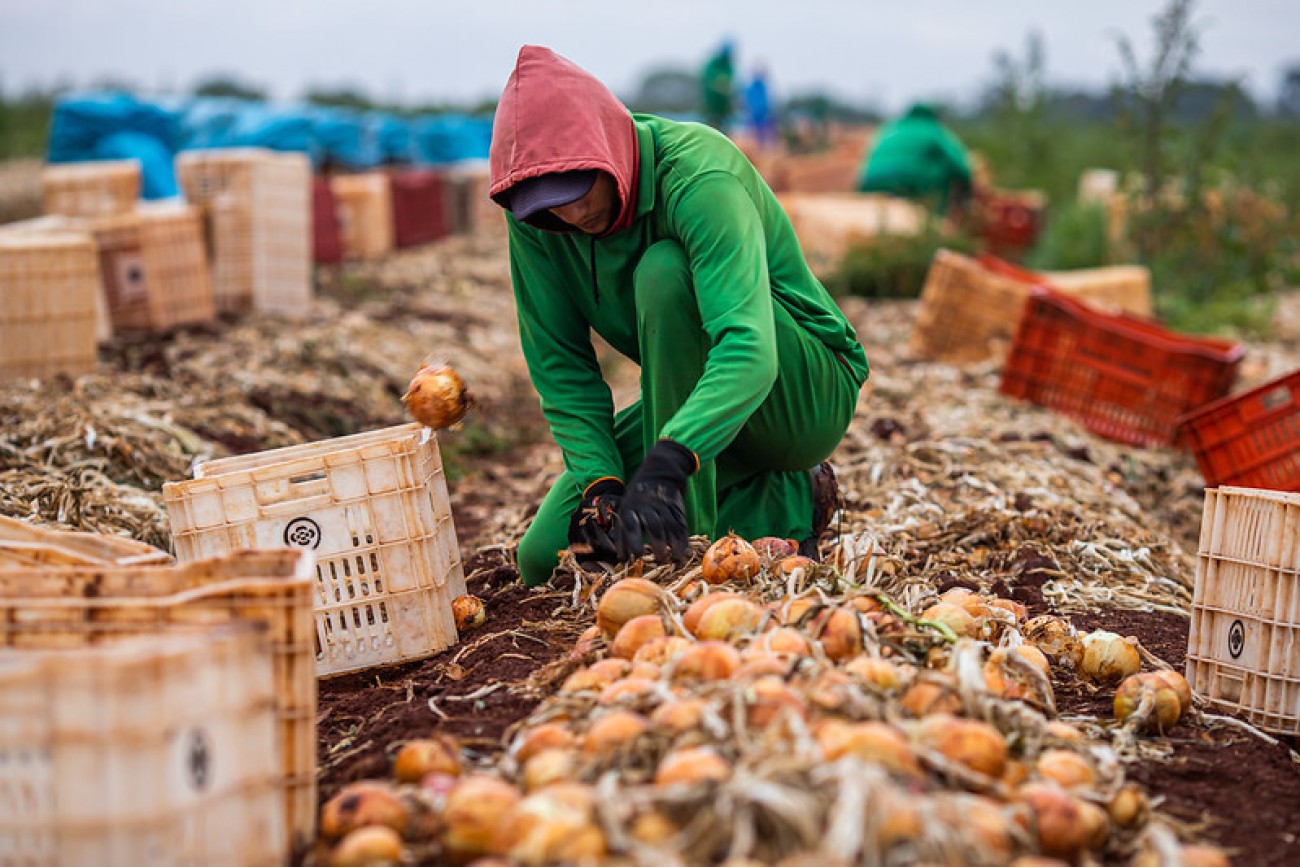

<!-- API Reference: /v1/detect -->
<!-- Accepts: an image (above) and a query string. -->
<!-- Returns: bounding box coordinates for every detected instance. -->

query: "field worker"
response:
[858,102,974,216]
[699,40,737,131]
[488,46,870,588]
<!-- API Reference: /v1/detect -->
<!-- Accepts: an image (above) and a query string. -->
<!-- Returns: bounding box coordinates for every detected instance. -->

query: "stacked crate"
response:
[0,549,318,852]
[329,172,394,259]
[777,192,926,277]
[163,423,467,678]
[389,168,451,249]
[910,249,1153,365]
[311,176,343,265]
[444,162,502,236]
[0,231,100,382]
[41,160,141,219]
[0,626,286,866]
[176,148,312,317]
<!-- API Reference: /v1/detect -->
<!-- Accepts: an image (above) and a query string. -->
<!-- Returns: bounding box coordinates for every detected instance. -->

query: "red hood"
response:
[489,45,640,235]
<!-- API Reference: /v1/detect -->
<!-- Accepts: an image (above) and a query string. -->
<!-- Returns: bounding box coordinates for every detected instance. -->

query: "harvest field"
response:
[2,152,1300,867]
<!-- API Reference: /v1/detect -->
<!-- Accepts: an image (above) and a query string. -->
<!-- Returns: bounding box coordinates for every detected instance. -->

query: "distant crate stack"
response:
[0,231,100,382]
[999,285,1242,448]
[1187,486,1300,735]
[41,160,141,219]
[910,249,1153,365]
[311,176,343,264]
[330,172,394,260]
[163,423,468,678]
[176,148,312,317]
[389,168,452,249]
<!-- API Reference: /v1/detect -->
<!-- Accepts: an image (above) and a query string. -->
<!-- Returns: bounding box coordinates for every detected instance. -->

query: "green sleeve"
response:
[937,128,973,187]
[508,222,623,487]
[658,172,778,461]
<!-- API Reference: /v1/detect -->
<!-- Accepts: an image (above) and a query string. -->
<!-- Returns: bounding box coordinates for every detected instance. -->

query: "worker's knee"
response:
[514,530,561,588]
[633,240,693,310]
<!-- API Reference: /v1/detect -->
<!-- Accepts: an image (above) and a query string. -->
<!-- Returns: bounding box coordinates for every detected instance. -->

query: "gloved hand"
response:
[613,440,697,564]
[567,477,624,567]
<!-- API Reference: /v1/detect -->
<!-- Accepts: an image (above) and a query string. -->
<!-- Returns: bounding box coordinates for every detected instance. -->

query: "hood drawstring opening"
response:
[589,236,600,306]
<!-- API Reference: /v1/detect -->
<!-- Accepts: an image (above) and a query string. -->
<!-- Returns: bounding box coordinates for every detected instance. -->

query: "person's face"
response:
[550,172,617,235]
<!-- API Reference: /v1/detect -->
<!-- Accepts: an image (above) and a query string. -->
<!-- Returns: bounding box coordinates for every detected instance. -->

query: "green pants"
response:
[515,240,861,586]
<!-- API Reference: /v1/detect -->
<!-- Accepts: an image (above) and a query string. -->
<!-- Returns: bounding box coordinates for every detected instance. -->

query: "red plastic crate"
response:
[312,175,343,264]
[1178,368,1300,490]
[390,168,450,249]
[999,285,1244,447]
[972,189,1045,258]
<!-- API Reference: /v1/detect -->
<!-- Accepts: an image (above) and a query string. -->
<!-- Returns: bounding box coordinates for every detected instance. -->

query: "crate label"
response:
[102,247,149,306]
[1228,618,1246,659]
[169,725,214,800]
[283,516,323,550]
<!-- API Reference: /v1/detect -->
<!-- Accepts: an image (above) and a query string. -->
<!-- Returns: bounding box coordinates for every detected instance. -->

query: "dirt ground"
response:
[4,174,1300,864]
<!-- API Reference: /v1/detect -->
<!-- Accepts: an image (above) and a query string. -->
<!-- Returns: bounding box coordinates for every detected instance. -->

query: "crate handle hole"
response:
[1260,386,1294,412]
[290,472,327,485]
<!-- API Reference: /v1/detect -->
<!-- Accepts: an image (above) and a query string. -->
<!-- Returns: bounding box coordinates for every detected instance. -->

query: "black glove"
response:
[613,440,697,564]
[567,477,624,567]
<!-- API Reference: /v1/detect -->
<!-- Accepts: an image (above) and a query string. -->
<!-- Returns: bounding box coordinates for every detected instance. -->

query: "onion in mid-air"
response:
[402,363,472,430]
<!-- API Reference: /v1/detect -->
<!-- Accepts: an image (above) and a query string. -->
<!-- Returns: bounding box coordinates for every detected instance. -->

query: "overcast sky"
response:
[2,1,1297,112]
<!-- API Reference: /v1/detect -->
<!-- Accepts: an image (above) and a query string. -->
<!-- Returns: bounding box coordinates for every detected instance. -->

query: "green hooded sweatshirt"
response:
[488,45,869,496]
[858,103,973,210]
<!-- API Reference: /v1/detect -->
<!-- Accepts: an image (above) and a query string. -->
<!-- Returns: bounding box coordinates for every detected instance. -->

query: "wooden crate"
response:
[777,192,926,278]
[0,231,100,382]
[163,424,467,678]
[0,515,171,568]
[83,201,215,333]
[0,549,318,850]
[176,148,312,317]
[909,249,1153,365]
[330,172,394,259]
[0,624,286,866]
[41,160,141,219]
[1187,486,1300,735]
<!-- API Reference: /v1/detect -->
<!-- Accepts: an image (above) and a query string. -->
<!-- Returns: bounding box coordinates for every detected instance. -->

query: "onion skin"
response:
[655,746,732,785]
[441,775,521,862]
[608,614,666,660]
[1077,630,1141,684]
[402,364,472,430]
[1114,672,1183,732]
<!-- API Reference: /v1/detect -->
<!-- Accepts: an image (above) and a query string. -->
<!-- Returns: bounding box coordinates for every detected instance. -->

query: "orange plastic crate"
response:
[1178,368,1300,490]
[999,285,1243,447]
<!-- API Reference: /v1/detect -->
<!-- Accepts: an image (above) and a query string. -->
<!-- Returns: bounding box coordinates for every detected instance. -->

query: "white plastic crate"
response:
[0,624,285,867]
[0,515,171,568]
[175,148,311,317]
[163,423,466,677]
[1187,485,1300,734]
[41,160,141,219]
[0,231,100,382]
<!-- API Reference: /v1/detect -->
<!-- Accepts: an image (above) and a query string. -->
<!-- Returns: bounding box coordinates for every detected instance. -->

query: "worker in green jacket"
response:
[488,46,870,587]
[858,103,973,215]
[700,40,736,130]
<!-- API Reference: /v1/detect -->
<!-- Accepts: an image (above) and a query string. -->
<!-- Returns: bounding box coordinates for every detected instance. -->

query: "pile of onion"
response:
[402,363,472,430]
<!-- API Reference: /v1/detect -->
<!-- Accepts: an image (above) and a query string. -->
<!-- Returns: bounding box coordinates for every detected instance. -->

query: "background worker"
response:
[699,40,737,131]
[858,102,974,216]
[487,45,870,587]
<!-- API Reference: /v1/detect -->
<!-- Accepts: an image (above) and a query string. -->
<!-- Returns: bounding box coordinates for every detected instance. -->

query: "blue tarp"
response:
[310,107,382,170]
[370,113,414,165]
[47,92,182,199]
[411,114,493,165]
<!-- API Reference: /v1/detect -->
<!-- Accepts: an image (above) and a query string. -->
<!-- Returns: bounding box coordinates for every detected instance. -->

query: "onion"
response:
[630,811,678,845]
[913,714,1008,779]
[608,614,667,660]
[733,652,789,680]
[441,775,521,861]
[988,597,1028,622]
[816,720,921,778]
[1018,782,1101,860]
[655,746,732,786]
[939,587,992,619]
[683,591,742,637]
[749,626,811,656]
[512,724,576,765]
[876,791,923,847]
[700,534,762,585]
[559,659,629,694]
[596,578,667,638]
[807,669,853,713]
[1045,721,1085,744]
[844,656,901,691]
[899,677,963,717]
[628,661,661,680]
[632,635,691,666]
[1113,671,1183,732]
[775,555,817,584]
[920,601,978,638]
[746,675,809,728]
[1078,630,1142,684]
[495,783,606,866]
[1035,749,1095,789]
[582,710,650,756]
[650,697,708,734]
[402,363,472,430]
[1150,668,1193,713]
[330,825,404,867]
[1023,615,1081,662]
[817,607,863,662]
[1106,783,1147,828]
[452,594,486,633]
[520,748,578,792]
[983,647,1053,707]
[320,781,410,839]
[597,676,658,705]
[393,734,462,783]
[845,594,881,615]
[1001,759,1031,787]
[752,536,800,561]
[942,795,1015,862]
[671,640,741,682]
[694,597,764,642]
[570,625,602,659]
[779,596,820,626]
